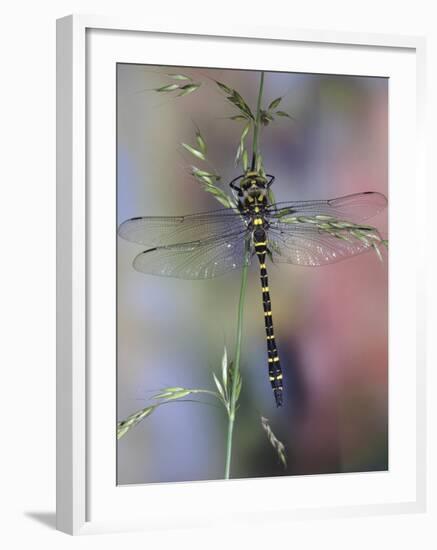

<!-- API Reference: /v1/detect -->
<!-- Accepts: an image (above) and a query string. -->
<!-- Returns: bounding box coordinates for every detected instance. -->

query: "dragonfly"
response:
[118,170,387,408]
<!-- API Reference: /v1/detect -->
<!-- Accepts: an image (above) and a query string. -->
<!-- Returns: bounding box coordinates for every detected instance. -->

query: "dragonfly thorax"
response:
[242,186,267,207]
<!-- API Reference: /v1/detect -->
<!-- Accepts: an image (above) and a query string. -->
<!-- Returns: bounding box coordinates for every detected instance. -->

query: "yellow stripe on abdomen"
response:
[257,254,283,408]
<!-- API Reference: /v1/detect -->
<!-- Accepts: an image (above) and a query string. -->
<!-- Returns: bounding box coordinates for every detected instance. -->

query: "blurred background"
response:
[117,64,388,485]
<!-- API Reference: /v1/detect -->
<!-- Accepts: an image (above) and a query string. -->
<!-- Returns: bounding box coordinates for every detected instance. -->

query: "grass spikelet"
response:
[260,416,287,469]
[215,80,233,94]
[155,84,180,92]
[117,383,224,440]
[187,130,236,209]
[195,129,207,155]
[268,97,282,110]
[212,347,243,416]
[215,80,254,120]
[117,406,156,439]
[182,142,206,161]
[153,387,219,401]
[153,74,201,97]
[178,84,201,97]
[274,211,389,261]
[221,346,228,392]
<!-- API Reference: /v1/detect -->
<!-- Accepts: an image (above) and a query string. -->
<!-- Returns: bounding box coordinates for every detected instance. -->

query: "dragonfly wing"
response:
[118,208,247,247]
[267,192,387,223]
[267,224,383,266]
[132,231,251,279]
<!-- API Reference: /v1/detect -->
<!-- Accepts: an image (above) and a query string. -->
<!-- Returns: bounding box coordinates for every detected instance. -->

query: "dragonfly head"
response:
[240,171,268,191]
[229,172,274,207]
[235,171,268,204]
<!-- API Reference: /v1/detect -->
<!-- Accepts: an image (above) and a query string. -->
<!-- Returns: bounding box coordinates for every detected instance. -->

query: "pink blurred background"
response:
[117,65,388,484]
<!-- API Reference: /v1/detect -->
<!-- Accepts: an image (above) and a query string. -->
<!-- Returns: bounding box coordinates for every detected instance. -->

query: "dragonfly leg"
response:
[229,174,244,193]
[265,175,275,189]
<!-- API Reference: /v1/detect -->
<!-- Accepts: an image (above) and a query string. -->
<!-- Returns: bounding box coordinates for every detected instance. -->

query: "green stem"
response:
[251,71,265,170]
[224,242,250,479]
[224,71,265,479]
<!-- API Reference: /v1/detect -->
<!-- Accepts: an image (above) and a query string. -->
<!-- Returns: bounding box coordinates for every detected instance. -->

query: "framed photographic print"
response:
[56,15,426,535]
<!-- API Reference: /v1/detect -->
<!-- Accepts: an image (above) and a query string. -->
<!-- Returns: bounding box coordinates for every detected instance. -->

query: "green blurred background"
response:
[117,65,388,485]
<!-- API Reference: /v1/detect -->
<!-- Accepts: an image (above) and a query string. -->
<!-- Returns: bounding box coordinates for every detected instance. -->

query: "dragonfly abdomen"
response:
[253,227,283,407]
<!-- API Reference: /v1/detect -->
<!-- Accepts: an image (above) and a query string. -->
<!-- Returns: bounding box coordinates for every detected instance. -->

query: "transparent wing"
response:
[132,231,251,279]
[267,224,383,267]
[118,208,247,247]
[266,192,387,223]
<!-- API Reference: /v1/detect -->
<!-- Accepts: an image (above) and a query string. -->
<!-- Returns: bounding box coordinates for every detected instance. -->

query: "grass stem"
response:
[224,71,265,479]
[224,242,250,478]
[251,71,265,170]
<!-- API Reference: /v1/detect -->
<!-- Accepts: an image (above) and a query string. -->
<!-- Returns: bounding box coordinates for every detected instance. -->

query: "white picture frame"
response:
[56,14,427,535]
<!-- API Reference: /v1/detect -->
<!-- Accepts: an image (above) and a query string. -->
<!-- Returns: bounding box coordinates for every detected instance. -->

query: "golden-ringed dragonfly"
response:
[118,171,387,407]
